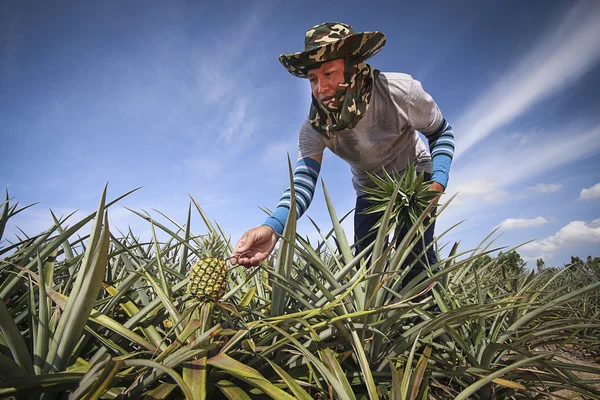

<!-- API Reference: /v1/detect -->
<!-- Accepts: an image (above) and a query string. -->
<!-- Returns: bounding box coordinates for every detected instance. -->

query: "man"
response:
[231,23,454,279]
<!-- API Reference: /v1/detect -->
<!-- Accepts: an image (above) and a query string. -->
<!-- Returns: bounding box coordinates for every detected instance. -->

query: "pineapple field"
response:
[1,167,600,399]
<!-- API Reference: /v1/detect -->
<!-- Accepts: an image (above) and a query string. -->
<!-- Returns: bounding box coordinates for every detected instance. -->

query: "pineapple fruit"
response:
[186,234,228,302]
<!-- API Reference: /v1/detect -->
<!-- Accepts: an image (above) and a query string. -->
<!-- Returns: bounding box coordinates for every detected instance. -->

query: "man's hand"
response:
[429,181,444,193]
[231,226,277,267]
[429,181,444,205]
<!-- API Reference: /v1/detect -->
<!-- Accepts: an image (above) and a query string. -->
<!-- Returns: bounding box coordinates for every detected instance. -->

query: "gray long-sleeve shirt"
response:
[298,72,443,195]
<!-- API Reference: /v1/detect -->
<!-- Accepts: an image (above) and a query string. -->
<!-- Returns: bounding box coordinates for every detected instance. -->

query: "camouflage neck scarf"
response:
[309,58,379,138]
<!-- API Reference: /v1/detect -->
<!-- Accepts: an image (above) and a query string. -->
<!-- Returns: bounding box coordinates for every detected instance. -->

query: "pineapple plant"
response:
[1,185,599,399]
[361,162,441,234]
[186,233,229,302]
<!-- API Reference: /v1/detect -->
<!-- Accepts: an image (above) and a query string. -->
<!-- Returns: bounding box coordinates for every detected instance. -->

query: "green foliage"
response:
[0,182,599,399]
[361,163,440,234]
[536,258,545,271]
[538,254,600,345]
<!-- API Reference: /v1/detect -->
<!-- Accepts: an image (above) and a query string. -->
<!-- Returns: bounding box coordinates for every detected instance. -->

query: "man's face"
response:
[308,58,346,109]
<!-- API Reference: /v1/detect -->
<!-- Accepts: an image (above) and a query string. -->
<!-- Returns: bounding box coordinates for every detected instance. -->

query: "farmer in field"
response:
[231,23,455,282]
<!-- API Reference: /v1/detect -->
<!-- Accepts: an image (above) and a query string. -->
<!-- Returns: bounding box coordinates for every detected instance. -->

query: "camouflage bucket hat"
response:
[279,22,386,78]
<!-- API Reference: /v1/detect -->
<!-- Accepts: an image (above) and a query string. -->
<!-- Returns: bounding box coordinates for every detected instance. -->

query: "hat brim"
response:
[279,31,386,78]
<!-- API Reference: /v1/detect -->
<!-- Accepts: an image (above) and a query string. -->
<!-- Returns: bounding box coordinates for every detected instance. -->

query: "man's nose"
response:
[317,80,329,94]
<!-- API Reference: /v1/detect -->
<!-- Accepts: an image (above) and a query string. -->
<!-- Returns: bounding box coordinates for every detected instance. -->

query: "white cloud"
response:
[217,97,251,145]
[497,217,551,230]
[439,122,600,238]
[579,183,600,201]
[450,122,600,192]
[520,218,600,260]
[529,183,562,193]
[188,5,270,151]
[444,179,508,206]
[436,3,600,237]
[455,2,600,157]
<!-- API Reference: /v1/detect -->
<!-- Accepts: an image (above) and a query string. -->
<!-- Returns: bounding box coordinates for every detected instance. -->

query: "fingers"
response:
[231,234,262,267]
[233,252,265,267]
[230,226,276,267]
[230,233,250,264]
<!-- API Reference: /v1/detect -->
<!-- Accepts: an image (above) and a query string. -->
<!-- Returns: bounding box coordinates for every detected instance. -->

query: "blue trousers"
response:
[353,177,438,286]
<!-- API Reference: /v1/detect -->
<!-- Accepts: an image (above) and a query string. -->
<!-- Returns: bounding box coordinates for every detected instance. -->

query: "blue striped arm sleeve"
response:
[263,156,321,235]
[424,118,455,189]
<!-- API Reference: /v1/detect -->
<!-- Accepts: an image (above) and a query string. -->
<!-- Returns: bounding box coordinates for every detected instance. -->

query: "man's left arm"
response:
[407,78,455,191]
[424,118,455,191]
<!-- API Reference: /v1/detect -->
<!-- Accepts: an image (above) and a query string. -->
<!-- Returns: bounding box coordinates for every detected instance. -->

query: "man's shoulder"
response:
[379,72,414,82]
[375,72,416,99]
[377,72,418,89]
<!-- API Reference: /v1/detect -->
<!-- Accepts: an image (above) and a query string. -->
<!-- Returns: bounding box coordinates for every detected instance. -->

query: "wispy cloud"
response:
[217,97,254,145]
[579,183,600,201]
[440,121,600,229]
[520,218,600,261]
[448,179,508,206]
[497,217,551,230]
[455,2,600,156]
[450,122,600,193]
[529,183,562,193]
[191,5,270,148]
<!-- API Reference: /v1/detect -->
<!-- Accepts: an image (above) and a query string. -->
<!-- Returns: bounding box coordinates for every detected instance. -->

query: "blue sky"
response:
[1,0,599,267]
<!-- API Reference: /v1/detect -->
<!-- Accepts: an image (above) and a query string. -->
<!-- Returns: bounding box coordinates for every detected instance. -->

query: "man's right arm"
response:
[262,154,323,235]
[232,153,323,266]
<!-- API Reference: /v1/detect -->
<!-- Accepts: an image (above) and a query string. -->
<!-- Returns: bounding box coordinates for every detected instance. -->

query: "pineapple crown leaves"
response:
[196,232,228,260]
[360,163,441,232]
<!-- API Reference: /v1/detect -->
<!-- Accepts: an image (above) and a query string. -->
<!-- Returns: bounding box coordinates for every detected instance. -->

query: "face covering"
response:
[309,57,379,138]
